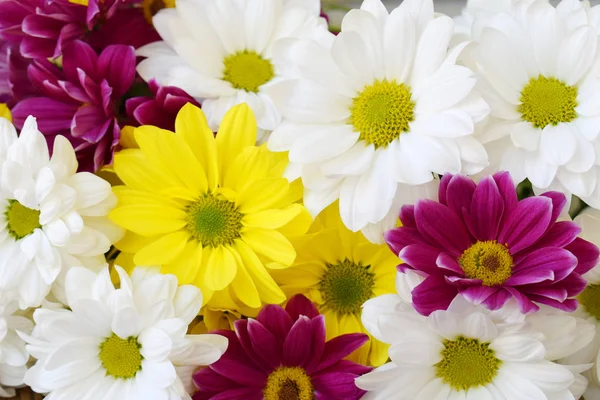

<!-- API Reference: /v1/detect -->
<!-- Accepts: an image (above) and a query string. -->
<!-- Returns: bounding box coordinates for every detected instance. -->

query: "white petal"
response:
[509,121,540,152]
[410,16,454,87]
[539,123,577,166]
[384,7,415,82]
[288,124,359,164]
[321,140,375,176]
[491,333,545,362]
[557,25,597,85]
[140,327,173,362]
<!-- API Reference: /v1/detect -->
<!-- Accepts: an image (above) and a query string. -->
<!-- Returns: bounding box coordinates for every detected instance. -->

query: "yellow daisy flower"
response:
[109,103,310,311]
[270,203,397,367]
[0,104,11,122]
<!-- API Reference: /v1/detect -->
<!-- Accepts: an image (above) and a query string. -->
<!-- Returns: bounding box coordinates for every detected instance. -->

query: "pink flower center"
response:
[459,240,513,286]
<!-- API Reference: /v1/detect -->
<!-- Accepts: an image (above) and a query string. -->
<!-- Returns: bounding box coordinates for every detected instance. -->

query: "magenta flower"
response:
[125,79,199,131]
[193,295,371,400]
[386,172,599,315]
[0,42,37,105]
[11,40,135,171]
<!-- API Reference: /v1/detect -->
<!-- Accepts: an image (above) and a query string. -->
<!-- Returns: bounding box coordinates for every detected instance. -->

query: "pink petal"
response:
[498,196,553,254]
[256,304,293,343]
[504,287,539,313]
[399,243,444,275]
[62,40,98,82]
[492,171,518,214]
[412,275,458,315]
[566,237,600,275]
[97,44,136,98]
[482,289,511,310]
[282,316,314,367]
[470,176,504,240]
[285,294,319,320]
[399,205,416,228]
[318,333,369,372]
[415,200,471,257]
[446,174,476,216]
[459,286,499,305]
[247,319,282,369]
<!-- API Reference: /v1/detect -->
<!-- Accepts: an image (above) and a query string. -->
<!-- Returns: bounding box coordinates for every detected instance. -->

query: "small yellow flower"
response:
[109,103,310,312]
[270,203,397,366]
[0,104,12,122]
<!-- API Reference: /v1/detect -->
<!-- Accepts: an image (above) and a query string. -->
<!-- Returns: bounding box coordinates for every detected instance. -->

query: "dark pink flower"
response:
[193,295,371,400]
[0,41,37,105]
[11,40,135,171]
[386,172,600,315]
[125,79,199,131]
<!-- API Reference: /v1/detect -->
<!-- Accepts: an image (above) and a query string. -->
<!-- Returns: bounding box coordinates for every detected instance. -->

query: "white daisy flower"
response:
[0,116,122,308]
[357,293,579,399]
[136,0,330,136]
[0,291,32,398]
[267,0,489,241]
[471,0,600,206]
[21,265,228,399]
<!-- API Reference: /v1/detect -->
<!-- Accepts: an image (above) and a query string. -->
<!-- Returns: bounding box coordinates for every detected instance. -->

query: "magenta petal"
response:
[204,387,263,400]
[97,44,135,98]
[498,196,552,254]
[566,237,600,275]
[524,287,568,302]
[505,268,555,286]
[385,227,428,257]
[505,287,539,313]
[193,365,238,393]
[534,221,581,249]
[62,40,98,82]
[312,372,367,400]
[459,286,499,305]
[540,191,567,226]
[555,273,588,297]
[247,319,282,369]
[256,304,293,342]
[527,295,577,312]
[446,174,476,216]
[12,97,77,133]
[71,105,110,142]
[209,356,267,387]
[415,200,471,257]
[493,171,518,214]
[22,14,63,39]
[399,205,416,228]
[470,176,504,240]
[482,289,511,310]
[318,333,369,372]
[286,294,319,320]
[438,174,452,205]
[511,247,577,282]
[412,275,458,315]
[282,316,314,367]
[133,100,175,130]
[20,36,55,59]
[233,320,271,373]
[305,315,326,374]
[399,243,444,275]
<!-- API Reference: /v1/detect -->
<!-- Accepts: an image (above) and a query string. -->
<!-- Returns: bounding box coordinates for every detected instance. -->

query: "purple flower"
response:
[0,0,159,59]
[193,295,371,400]
[0,41,37,105]
[11,40,135,171]
[125,79,199,131]
[386,172,599,315]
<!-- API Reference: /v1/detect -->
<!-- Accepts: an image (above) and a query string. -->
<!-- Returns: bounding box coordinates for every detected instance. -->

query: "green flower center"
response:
[435,336,501,391]
[349,79,415,149]
[185,194,243,247]
[263,367,314,400]
[5,200,41,240]
[518,75,578,129]
[579,284,600,320]
[319,258,375,315]
[99,334,143,379]
[222,50,275,93]
[459,240,513,286]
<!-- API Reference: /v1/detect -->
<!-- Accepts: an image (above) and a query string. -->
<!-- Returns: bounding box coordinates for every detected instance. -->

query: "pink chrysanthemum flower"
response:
[386,171,599,315]
[193,295,371,400]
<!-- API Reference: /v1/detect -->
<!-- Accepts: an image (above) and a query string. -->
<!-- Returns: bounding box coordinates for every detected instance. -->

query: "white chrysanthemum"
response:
[0,292,32,398]
[471,0,600,207]
[357,293,580,400]
[136,0,330,136]
[21,265,228,400]
[267,0,489,241]
[0,116,122,308]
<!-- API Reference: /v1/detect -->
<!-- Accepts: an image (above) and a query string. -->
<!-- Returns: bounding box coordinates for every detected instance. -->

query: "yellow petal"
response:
[216,103,257,182]
[223,146,270,193]
[114,231,155,253]
[234,240,285,304]
[204,245,237,291]
[323,310,340,339]
[163,240,203,285]
[175,103,219,188]
[269,262,323,285]
[241,228,296,265]
[277,206,313,236]
[114,150,178,192]
[0,104,12,122]
[242,204,304,230]
[229,248,261,308]
[369,336,391,367]
[119,125,139,149]
[113,186,182,208]
[236,178,289,214]
[134,230,189,266]
[110,205,186,236]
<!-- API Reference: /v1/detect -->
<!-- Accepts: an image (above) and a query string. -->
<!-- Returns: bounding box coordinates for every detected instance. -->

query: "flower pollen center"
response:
[68,0,88,5]
[99,334,143,379]
[459,240,513,286]
[518,75,578,129]
[222,50,274,93]
[143,0,176,24]
[6,200,41,240]
[349,79,415,148]
[320,258,375,315]
[264,367,314,400]
[185,194,243,247]
[578,284,600,320]
[435,336,501,391]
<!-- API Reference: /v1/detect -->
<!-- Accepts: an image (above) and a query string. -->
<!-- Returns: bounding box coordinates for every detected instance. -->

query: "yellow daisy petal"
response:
[223,146,270,193]
[236,178,289,214]
[204,245,237,291]
[113,186,182,208]
[229,249,261,308]
[0,104,12,122]
[114,231,155,253]
[242,204,304,230]
[216,103,257,181]
[234,240,285,304]
[164,241,203,285]
[133,230,189,266]
[110,205,186,236]
[114,150,178,192]
[276,206,313,236]
[242,227,296,266]
[119,125,138,149]
[369,336,391,367]
[175,103,219,188]
[323,310,339,340]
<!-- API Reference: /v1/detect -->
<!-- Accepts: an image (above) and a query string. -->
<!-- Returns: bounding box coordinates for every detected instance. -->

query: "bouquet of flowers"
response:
[1,0,600,398]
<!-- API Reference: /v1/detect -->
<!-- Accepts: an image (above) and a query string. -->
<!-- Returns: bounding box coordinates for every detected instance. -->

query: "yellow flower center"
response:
[142,0,176,24]
[435,337,501,391]
[68,0,88,5]
[5,200,41,240]
[578,284,600,320]
[349,79,415,149]
[518,75,578,129]
[459,240,513,286]
[263,367,314,400]
[222,50,275,93]
[320,259,375,315]
[99,334,143,379]
[185,194,243,248]
[0,104,12,122]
